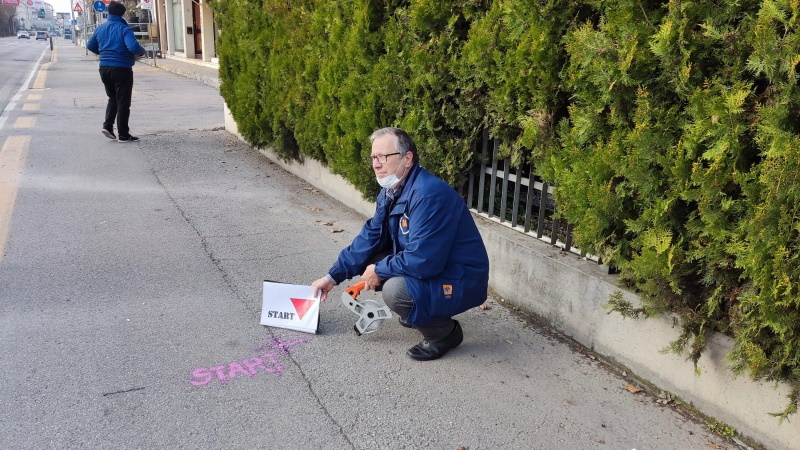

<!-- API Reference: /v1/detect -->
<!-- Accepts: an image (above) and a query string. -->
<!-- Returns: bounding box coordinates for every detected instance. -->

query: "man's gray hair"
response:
[369,127,419,164]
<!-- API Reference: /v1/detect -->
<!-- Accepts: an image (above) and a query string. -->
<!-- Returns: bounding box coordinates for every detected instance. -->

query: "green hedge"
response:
[211,0,800,418]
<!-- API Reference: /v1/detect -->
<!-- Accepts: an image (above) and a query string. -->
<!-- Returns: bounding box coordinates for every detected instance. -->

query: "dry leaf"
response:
[322,221,334,226]
[623,384,643,395]
[564,400,574,406]
[479,303,491,310]
[309,207,321,212]
[505,339,513,344]
[330,228,344,233]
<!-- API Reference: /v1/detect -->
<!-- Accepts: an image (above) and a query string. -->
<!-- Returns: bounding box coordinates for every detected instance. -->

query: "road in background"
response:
[0,36,49,114]
[0,41,736,449]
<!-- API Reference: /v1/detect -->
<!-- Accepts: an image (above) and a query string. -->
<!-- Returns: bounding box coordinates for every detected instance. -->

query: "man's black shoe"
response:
[102,128,116,140]
[399,317,413,328]
[406,320,463,361]
[118,135,139,143]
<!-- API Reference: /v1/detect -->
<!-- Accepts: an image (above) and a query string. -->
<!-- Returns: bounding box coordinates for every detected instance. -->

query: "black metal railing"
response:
[463,130,594,261]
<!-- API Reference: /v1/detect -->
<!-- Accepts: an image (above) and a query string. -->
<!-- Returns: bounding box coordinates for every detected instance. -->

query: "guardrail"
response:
[78,22,160,64]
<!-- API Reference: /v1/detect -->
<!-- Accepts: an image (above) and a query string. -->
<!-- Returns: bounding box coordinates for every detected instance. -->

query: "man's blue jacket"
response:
[328,164,490,325]
[87,15,145,68]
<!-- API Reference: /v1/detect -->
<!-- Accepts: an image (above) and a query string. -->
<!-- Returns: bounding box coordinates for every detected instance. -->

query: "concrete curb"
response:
[140,57,221,89]
[222,106,796,450]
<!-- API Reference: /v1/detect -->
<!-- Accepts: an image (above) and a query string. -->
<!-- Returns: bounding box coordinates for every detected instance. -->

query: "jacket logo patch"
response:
[442,284,453,298]
[400,214,410,235]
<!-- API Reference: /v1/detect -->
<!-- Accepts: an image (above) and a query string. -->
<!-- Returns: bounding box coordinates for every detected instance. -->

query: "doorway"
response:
[192,1,202,57]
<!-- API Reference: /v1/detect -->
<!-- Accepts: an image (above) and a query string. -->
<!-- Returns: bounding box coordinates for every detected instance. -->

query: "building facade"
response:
[153,0,217,63]
[12,1,56,32]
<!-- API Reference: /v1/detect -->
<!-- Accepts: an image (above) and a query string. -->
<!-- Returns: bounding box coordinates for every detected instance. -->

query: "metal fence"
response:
[80,22,160,64]
[463,130,599,263]
[128,22,162,62]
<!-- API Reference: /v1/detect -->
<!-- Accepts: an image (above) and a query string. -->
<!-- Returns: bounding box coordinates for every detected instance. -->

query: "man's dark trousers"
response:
[99,66,134,138]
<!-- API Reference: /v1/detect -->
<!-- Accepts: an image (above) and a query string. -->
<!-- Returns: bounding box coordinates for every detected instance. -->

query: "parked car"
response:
[17,31,30,39]
[35,31,48,40]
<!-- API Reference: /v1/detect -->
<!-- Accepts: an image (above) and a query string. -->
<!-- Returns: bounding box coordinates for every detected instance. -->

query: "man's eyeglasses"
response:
[367,152,401,164]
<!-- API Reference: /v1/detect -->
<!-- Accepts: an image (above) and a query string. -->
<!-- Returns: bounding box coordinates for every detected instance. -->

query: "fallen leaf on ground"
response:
[506,339,513,344]
[322,221,333,226]
[330,228,344,233]
[624,384,643,394]
[479,303,491,310]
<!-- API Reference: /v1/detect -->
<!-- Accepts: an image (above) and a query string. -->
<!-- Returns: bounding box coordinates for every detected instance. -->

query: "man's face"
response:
[371,135,412,178]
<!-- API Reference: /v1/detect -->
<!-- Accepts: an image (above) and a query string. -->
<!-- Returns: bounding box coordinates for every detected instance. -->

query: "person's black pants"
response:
[99,66,134,138]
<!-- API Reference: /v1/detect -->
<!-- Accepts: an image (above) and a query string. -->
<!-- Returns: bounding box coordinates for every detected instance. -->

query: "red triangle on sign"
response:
[290,298,316,320]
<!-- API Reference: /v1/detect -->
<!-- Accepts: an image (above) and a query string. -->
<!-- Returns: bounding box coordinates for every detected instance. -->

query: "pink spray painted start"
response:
[189,337,308,387]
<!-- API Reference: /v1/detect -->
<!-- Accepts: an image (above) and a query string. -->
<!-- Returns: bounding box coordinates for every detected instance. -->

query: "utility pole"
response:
[83,0,87,55]
[69,0,75,42]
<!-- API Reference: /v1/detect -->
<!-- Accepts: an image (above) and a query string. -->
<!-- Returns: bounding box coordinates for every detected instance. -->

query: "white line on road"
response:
[0,46,47,132]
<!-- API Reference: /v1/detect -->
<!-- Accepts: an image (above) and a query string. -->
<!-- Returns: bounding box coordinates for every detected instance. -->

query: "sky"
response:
[48,0,76,14]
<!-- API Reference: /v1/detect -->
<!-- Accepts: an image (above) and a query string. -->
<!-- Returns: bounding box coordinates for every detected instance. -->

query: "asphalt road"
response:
[0,41,737,449]
[0,36,50,123]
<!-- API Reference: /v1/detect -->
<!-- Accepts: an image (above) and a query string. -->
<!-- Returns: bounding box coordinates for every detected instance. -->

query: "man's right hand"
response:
[311,276,335,302]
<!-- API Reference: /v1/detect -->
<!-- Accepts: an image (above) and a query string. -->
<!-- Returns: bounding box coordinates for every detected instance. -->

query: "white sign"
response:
[261,282,320,334]
[140,0,152,10]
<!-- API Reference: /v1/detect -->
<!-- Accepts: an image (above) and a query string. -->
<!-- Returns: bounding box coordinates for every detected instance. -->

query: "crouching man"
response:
[312,127,489,361]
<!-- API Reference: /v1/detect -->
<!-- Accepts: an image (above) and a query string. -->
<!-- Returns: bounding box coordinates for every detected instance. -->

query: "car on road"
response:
[35,31,48,41]
[17,31,30,39]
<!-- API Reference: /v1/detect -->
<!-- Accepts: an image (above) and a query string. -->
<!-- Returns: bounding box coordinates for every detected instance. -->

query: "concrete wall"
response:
[224,105,798,450]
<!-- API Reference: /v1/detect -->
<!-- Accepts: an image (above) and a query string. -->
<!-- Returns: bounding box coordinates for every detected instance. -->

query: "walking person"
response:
[312,127,490,361]
[87,1,146,143]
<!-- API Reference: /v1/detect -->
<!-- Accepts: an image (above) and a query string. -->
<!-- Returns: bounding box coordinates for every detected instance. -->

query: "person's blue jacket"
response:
[328,164,490,326]
[87,15,145,68]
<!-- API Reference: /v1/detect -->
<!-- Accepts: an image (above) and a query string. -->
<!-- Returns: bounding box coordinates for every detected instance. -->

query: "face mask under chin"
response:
[376,159,407,189]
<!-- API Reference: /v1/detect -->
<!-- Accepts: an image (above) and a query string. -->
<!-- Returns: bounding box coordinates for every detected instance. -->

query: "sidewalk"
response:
[134,46,798,450]
[0,40,739,449]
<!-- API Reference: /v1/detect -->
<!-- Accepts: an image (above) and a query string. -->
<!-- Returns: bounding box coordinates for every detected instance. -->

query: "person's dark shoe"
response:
[102,128,116,140]
[117,135,139,143]
[399,317,413,328]
[406,320,463,361]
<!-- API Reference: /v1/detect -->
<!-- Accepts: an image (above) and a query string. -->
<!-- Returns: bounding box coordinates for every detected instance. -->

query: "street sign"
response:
[102,0,111,4]
[73,3,83,12]
[141,0,152,10]
[93,0,105,12]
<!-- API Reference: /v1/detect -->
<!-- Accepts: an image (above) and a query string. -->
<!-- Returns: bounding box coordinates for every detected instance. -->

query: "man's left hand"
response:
[361,264,382,291]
